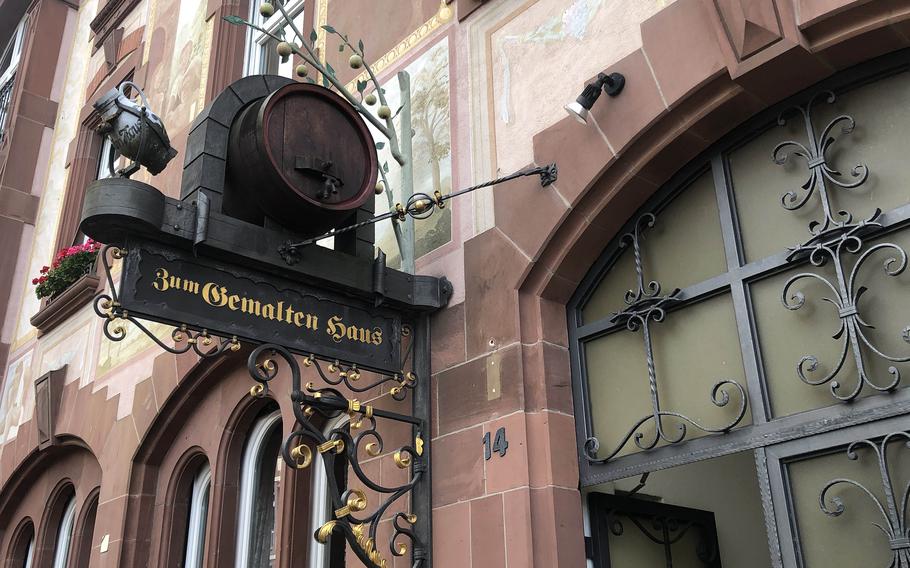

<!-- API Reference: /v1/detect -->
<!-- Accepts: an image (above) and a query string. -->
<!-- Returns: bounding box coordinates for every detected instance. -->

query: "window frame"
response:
[71,489,98,568]
[50,495,76,568]
[765,413,910,567]
[308,414,349,568]
[235,409,282,568]
[6,518,35,568]
[0,14,28,88]
[243,0,306,78]
[183,462,212,568]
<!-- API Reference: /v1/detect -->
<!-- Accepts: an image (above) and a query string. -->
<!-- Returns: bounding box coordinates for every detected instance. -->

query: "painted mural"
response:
[35,307,96,389]
[0,351,34,444]
[95,320,173,377]
[141,0,211,197]
[146,0,209,130]
[373,37,452,267]
[11,0,100,346]
[491,0,671,172]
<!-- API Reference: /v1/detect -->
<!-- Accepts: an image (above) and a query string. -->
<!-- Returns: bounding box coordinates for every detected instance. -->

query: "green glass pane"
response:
[608,517,704,568]
[787,436,910,567]
[596,451,772,568]
[752,227,910,417]
[731,70,910,263]
[583,171,726,323]
[585,294,750,459]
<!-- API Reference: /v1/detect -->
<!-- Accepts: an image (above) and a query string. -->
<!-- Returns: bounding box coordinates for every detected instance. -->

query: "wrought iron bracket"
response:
[93,245,241,357]
[247,339,430,568]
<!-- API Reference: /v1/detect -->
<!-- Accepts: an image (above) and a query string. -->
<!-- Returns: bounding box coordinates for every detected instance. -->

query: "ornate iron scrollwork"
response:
[589,492,721,567]
[93,245,241,357]
[584,213,748,464]
[92,243,430,566]
[774,91,910,401]
[819,431,910,567]
[247,342,428,567]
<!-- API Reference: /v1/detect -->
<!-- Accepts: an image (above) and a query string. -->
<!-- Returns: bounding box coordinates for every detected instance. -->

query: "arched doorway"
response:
[567,50,910,567]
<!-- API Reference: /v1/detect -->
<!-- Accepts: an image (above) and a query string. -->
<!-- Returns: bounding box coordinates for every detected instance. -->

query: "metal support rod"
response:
[413,313,432,567]
[398,71,416,274]
[283,163,558,251]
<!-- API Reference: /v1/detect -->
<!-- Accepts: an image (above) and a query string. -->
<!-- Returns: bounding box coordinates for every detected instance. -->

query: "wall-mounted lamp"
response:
[565,72,625,125]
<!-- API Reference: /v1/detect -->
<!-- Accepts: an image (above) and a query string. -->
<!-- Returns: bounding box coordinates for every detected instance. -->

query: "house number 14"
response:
[483,428,509,460]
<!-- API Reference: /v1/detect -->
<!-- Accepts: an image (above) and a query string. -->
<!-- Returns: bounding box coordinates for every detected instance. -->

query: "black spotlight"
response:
[565,72,625,124]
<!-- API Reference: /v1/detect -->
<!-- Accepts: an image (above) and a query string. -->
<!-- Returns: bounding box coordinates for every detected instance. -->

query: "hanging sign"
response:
[117,239,402,372]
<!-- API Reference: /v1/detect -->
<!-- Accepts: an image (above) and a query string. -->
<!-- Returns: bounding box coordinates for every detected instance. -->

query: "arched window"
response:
[183,462,212,568]
[50,495,76,568]
[235,408,282,567]
[308,415,349,568]
[7,519,34,568]
[72,491,98,568]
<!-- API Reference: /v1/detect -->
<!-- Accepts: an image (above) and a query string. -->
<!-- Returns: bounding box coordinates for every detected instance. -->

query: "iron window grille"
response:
[569,50,910,488]
[569,47,910,568]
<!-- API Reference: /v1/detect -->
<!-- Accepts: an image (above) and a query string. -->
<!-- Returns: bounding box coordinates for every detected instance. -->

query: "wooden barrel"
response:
[226,82,378,235]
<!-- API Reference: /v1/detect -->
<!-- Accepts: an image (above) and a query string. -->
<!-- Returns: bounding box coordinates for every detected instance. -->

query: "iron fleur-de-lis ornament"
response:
[93,80,177,178]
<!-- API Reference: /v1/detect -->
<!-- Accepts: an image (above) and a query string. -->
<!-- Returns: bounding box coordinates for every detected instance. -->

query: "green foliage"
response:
[376,142,385,150]
[33,241,101,300]
[222,15,247,25]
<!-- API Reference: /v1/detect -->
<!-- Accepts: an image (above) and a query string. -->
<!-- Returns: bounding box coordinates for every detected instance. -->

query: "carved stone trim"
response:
[29,272,102,335]
[34,367,66,449]
[713,0,783,60]
[89,0,141,49]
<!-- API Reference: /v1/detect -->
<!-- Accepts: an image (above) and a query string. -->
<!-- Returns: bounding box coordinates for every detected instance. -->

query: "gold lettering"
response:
[327,316,344,343]
[153,268,170,291]
[182,278,200,294]
[201,283,228,307]
[241,297,261,316]
[153,269,379,346]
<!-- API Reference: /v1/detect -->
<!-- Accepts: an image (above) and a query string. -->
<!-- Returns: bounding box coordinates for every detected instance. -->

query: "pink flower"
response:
[40,266,48,274]
[32,278,39,285]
